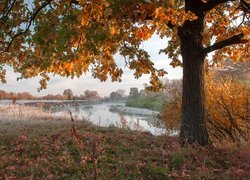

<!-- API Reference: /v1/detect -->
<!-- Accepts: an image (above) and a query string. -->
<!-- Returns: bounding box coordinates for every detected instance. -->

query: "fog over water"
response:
[55,102,166,135]
[0,100,167,135]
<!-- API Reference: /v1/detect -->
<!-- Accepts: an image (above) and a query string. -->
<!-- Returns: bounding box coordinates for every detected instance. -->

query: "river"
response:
[0,100,166,135]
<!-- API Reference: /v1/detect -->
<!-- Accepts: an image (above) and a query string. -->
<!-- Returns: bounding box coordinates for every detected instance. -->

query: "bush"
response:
[158,74,250,144]
[206,75,249,143]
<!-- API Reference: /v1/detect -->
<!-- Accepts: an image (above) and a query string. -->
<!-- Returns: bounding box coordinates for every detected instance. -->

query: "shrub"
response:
[158,74,250,144]
[206,75,249,143]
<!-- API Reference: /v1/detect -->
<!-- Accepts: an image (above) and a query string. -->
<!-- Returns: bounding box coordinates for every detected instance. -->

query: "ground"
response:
[0,117,249,179]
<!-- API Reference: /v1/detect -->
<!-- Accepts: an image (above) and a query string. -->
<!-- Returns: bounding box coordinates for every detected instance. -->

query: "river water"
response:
[55,102,167,135]
[0,100,166,135]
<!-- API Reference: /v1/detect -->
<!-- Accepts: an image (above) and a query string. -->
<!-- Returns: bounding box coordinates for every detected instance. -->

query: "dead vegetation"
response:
[0,108,249,179]
[0,104,70,121]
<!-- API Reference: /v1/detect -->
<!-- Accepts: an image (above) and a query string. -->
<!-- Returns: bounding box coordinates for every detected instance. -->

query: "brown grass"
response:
[0,104,70,121]
[0,105,249,179]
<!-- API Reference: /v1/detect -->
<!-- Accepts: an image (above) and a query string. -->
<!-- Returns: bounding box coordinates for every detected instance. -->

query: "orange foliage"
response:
[159,74,250,144]
[0,0,248,90]
[206,74,250,143]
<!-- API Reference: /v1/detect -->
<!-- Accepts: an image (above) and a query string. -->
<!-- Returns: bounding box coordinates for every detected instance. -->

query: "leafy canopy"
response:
[0,0,249,89]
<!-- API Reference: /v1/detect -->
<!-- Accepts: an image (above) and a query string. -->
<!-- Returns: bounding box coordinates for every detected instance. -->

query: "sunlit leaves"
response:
[154,7,197,27]
[0,0,249,90]
[206,73,250,143]
[0,67,6,83]
[204,3,249,64]
[160,73,250,144]
[135,25,153,40]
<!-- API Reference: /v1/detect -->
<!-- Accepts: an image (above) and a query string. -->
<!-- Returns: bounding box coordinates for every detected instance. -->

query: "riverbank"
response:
[0,106,249,179]
[0,103,164,135]
[109,104,158,116]
[126,95,169,111]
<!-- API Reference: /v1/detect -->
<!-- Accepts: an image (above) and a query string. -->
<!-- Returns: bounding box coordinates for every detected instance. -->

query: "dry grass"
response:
[0,104,249,179]
[0,104,70,121]
[0,119,249,179]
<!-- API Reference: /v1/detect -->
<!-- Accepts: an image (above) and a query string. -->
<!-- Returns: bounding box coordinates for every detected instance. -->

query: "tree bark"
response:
[178,2,209,146]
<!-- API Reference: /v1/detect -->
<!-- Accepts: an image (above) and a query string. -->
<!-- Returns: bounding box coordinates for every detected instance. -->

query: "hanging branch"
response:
[4,0,53,53]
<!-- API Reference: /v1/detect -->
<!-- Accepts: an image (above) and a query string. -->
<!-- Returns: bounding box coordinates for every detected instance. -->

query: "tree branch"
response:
[167,22,175,29]
[4,0,52,52]
[204,0,235,11]
[70,0,79,5]
[204,33,248,54]
[240,0,250,13]
[0,0,17,25]
[123,42,138,56]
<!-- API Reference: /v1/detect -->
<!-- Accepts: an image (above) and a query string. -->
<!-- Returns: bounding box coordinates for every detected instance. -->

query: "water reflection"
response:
[56,102,166,135]
[0,100,167,135]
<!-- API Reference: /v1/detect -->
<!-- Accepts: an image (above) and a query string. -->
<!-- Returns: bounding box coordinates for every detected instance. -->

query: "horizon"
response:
[0,34,183,97]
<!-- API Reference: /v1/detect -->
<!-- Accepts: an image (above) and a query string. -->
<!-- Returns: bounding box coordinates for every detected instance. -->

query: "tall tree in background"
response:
[63,89,74,100]
[0,0,249,145]
[83,90,100,99]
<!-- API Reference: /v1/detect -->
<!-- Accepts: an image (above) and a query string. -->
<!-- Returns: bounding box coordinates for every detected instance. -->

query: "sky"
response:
[0,35,182,97]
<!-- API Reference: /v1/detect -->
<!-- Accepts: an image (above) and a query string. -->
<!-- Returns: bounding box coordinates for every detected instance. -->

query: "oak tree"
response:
[0,0,249,145]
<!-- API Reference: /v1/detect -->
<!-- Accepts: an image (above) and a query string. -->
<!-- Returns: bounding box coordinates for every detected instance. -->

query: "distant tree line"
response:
[0,90,34,101]
[0,88,101,101]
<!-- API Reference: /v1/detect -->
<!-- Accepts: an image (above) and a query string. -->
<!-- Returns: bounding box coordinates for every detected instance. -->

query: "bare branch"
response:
[70,0,79,5]
[240,0,250,13]
[204,33,248,54]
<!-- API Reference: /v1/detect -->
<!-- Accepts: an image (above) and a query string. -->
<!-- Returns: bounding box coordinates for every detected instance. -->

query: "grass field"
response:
[0,105,249,179]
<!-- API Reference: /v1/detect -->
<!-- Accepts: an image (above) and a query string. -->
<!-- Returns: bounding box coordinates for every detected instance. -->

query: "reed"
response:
[0,104,69,121]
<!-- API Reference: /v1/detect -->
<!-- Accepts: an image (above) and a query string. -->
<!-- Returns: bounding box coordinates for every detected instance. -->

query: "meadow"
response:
[0,105,249,179]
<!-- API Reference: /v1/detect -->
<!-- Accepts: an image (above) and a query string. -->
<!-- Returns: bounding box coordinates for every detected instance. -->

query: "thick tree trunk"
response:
[178,3,209,146]
[179,50,208,146]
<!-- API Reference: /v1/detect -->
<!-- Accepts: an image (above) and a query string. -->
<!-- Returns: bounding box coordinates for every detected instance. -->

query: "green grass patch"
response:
[126,95,170,111]
[170,152,184,170]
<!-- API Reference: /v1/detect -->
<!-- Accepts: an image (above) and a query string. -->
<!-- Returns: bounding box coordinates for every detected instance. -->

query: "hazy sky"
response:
[1,35,182,97]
